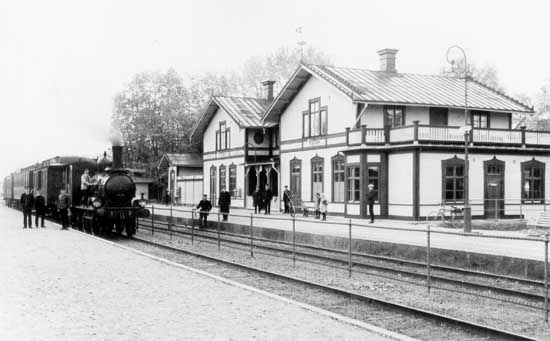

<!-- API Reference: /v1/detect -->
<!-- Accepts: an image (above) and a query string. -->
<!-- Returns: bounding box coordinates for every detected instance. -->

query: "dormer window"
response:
[216,121,230,151]
[303,98,328,138]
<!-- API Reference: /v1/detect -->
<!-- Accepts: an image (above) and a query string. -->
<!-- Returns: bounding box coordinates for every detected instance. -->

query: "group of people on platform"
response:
[252,185,273,214]
[193,182,377,229]
[20,187,70,229]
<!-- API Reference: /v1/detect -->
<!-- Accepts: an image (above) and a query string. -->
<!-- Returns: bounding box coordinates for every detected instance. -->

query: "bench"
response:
[527,211,550,236]
[534,212,550,229]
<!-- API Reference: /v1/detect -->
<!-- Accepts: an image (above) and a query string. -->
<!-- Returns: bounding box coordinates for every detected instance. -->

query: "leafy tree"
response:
[112,68,199,164]
[523,80,550,131]
[112,45,333,165]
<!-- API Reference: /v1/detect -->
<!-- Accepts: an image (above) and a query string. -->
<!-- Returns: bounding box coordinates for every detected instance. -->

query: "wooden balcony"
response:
[345,122,550,148]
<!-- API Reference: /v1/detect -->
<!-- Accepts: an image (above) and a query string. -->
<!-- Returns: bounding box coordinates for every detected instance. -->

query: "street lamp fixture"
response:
[446,45,472,233]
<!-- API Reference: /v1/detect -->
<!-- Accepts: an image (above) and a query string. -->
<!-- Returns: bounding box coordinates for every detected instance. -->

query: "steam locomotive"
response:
[73,145,149,236]
[3,145,149,237]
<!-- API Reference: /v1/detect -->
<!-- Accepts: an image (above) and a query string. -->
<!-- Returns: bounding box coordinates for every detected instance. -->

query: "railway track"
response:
[119,233,538,341]
[136,218,546,306]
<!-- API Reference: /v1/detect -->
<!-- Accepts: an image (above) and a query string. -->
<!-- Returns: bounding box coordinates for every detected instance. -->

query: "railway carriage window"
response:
[367,165,380,202]
[219,165,227,192]
[311,156,324,200]
[332,155,345,202]
[441,157,465,203]
[384,106,405,127]
[521,160,545,203]
[347,165,360,202]
[229,164,237,198]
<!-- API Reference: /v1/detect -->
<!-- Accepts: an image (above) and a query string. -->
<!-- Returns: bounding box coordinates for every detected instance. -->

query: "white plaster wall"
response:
[419,152,550,218]
[448,108,465,126]
[279,76,356,141]
[280,146,346,213]
[405,106,429,125]
[388,153,413,217]
[203,107,245,153]
[490,112,510,129]
[361,104,384,128]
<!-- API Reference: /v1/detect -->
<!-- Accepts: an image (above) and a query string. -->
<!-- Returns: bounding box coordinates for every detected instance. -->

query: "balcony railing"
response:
[345,121,550,148]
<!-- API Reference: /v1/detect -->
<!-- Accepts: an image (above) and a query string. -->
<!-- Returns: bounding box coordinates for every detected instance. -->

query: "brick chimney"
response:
[262,80,276,101]
[377,48,399,73]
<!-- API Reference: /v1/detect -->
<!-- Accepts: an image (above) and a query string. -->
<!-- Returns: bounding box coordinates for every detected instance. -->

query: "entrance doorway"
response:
[484,158,504,218]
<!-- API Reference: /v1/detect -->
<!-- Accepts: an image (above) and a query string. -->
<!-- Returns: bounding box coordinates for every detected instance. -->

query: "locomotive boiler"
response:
[75,145,149,236]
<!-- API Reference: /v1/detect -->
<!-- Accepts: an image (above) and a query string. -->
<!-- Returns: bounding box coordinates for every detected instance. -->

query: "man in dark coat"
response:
[196,194,212,229]
[34,190,46,228]
[21,187,34,228]
[253,188,262,214]
[57,189,70,229]
[264,185,273,215]
[218,190,231,221]
[283,185,292,214]
[366,183,377,223]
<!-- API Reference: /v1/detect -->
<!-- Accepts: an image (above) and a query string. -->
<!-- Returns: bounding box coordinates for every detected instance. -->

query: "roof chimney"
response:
[377,48,398,73]
[262,80,276,101]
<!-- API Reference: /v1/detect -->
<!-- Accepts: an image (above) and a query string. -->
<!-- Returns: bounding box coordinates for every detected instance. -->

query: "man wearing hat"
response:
[20,187,34,228]
[196,194,212,229]
[366,183,377,223]
[34,190,46,228]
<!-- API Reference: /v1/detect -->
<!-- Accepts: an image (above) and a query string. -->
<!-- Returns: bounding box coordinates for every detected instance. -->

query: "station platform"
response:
[148,204,550,279]
[0,205,408,340]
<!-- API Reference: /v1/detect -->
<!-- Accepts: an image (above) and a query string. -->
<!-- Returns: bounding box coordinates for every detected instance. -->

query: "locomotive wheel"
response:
[92,219,101,235]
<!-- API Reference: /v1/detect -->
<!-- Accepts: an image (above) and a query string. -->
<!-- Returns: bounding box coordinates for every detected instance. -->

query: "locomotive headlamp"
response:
[92,198,102,208]
[139,199,146,208]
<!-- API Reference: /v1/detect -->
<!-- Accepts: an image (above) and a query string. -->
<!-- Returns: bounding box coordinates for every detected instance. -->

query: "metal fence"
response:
[138,204,550,322]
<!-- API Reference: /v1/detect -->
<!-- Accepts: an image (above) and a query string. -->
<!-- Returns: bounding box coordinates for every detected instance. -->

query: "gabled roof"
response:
[263,64,534,123]
[157,153,202,168]
[191,96,275,140]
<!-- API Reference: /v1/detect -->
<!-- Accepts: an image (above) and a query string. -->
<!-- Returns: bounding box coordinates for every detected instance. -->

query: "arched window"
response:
[521,159,545,204]
[332,154,345,202]
[219,164,227,192]
[311,155,324,200]
[229,164,237,198]
[289,158,302,202]
[209,165,217,204]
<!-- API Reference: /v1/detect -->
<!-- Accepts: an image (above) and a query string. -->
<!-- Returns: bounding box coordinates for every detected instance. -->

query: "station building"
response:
[192,49,548,220]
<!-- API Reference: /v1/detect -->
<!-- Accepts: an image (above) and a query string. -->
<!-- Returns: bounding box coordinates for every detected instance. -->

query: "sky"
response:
[1,0,550,180]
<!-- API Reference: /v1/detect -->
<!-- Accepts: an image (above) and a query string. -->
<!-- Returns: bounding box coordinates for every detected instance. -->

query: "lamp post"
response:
[446,45,472,233]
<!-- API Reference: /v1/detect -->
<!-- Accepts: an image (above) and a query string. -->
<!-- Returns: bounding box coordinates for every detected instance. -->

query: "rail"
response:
[139,204,550,322]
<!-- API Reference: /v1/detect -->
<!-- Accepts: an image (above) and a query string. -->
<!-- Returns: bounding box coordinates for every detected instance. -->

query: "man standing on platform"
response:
[34,190,46,228]
[57,189,70,229]
[264,184,273,215]
[283,185,291,214]
[196,194,212,229]
[366,183,377,223]
[21,187,34,228]
[218,190,231,221]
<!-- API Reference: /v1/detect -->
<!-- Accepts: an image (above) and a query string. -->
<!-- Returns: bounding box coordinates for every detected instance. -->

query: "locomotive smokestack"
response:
[112,145,123,169]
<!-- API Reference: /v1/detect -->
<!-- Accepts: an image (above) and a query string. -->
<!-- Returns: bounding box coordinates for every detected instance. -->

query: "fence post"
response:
[348,219,352,278]
[427,224,432,293]
[250,213,254,258]
[169,206,173,240]
[520,199,523,219]
[292,215,296,267]
[544,233,549,323]
[151,205,155,236]
[217,211,221,250]
[191,209,195,245]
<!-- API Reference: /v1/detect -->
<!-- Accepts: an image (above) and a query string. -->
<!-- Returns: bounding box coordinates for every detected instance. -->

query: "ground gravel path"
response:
[0,205,399,340]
